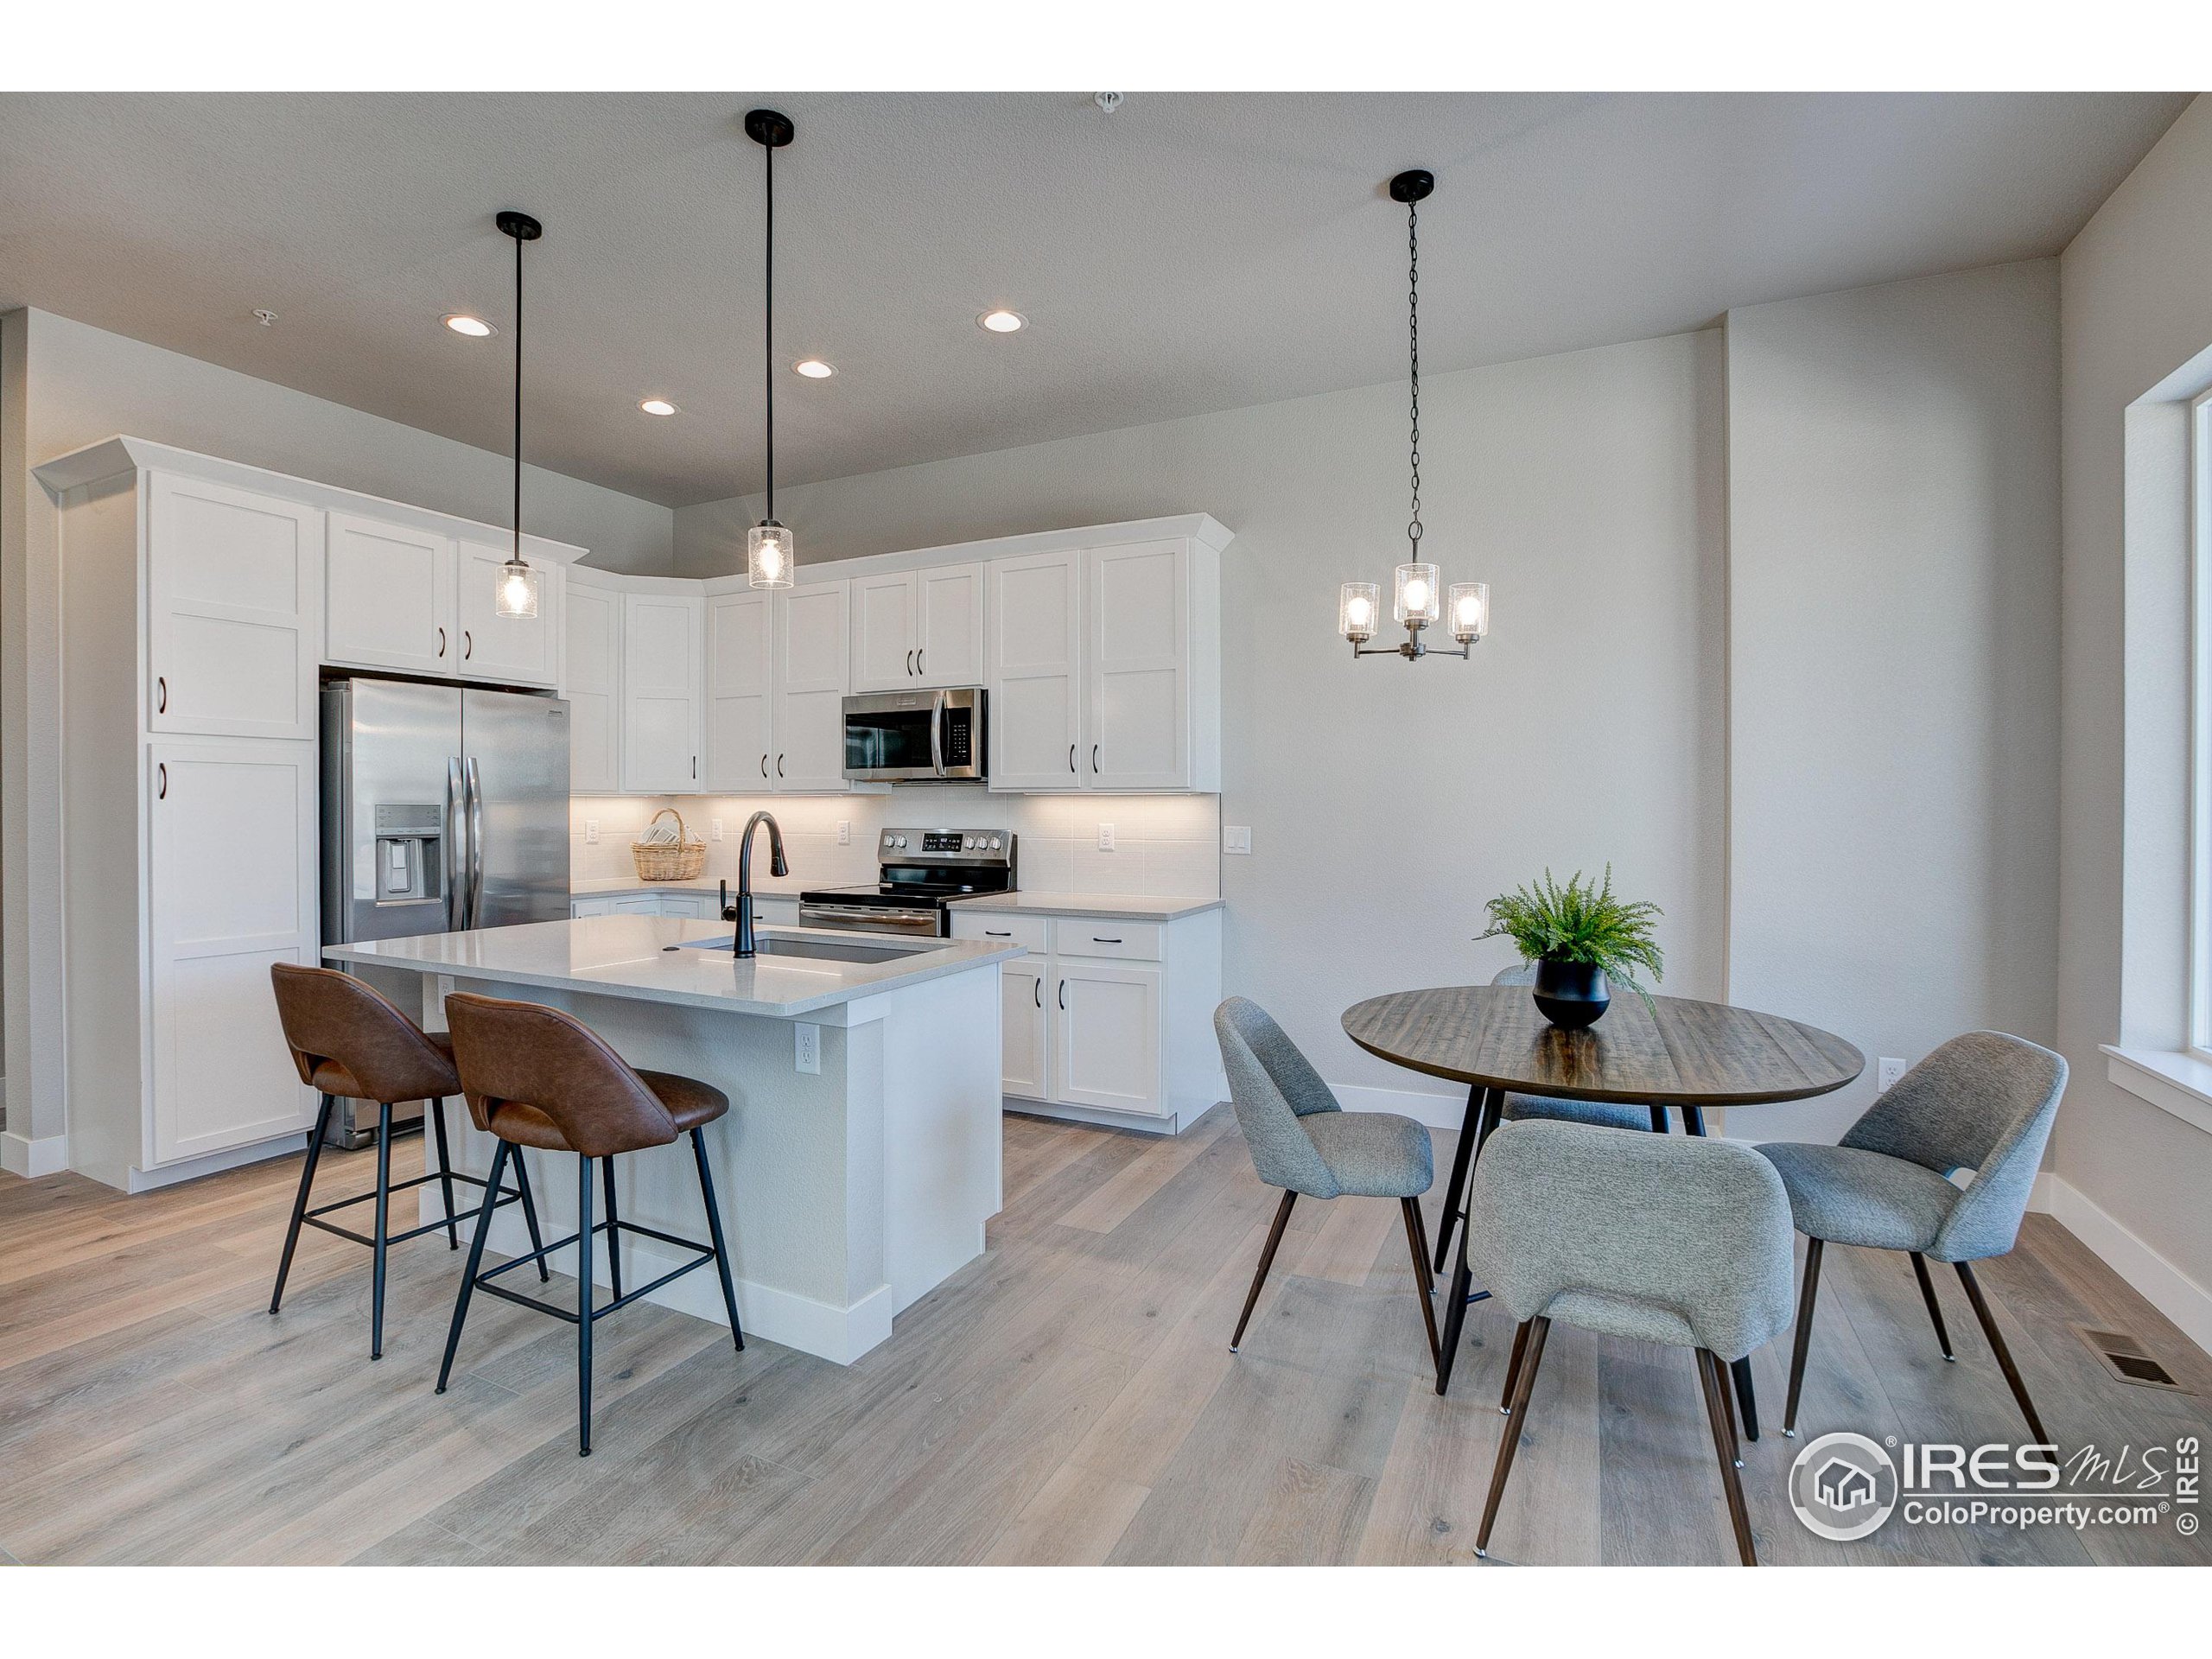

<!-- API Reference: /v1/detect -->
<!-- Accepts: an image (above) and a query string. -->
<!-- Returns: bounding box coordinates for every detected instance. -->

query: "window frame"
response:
[2189,388,2212,1061]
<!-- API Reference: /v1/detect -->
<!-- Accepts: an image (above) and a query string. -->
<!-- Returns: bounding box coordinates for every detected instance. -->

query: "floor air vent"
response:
[2073,1325,2189,1392]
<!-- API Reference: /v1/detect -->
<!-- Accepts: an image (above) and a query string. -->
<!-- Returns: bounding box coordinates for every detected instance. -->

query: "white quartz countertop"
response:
[325,916,1023,1019]
[946,891,1225,922]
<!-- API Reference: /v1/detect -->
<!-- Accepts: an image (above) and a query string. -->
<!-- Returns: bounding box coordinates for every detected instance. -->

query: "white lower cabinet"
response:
[147,739,318,1166]
[951,905,1223,1133]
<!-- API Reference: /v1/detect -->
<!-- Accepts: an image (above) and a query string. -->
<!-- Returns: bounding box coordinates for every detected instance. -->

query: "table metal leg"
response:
[1431,1082,1486,1275]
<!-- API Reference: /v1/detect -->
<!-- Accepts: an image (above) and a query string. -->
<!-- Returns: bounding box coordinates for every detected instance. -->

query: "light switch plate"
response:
[1224,825,1252,855]
[584,818,600,845]
[794,1023,821,1074]
[1097,823,1116,851]
[711,817,724,841]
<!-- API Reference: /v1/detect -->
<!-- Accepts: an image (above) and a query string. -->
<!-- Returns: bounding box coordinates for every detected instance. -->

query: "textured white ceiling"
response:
[0,91,2187,506]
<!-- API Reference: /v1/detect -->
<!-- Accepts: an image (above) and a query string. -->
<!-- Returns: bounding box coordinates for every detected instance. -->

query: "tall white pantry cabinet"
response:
[34,437,585,1192]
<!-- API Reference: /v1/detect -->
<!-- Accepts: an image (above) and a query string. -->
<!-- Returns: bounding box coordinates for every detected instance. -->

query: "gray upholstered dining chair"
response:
[1755,1031,2067,1446]
[1467,1120,1796,1565]
[1214,998,1441,1376]
[1491,963,1665,1133]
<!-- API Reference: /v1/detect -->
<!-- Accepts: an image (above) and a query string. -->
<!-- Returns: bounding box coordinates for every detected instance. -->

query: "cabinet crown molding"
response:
[34,435,588,567]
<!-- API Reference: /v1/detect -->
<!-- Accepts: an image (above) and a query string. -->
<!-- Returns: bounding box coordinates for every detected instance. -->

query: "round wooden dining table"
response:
[1341,983,1863,1433]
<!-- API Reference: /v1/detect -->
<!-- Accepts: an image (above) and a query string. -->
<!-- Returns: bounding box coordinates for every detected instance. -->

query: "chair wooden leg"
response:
[576,1154,595,1457]
[1401,1198,1442,1378]
[1696,1349,1758,1565]
[1783,1237,1824,1437]
[429,1096,461,1249]
[1719,1350,1743,1466]
[1910,1251,1955,1360]
[436,1141,510,1394]
[1954,1261,2050,1446]
[370,1103,393,1361]
[1230,1189,1298,1352]
[1731,1356,1761,1442]
[1474,1317,1549,1558]
[1408,1200,1434,1295]
[270,1093,335,1313]
[1498,1319,1530,1414]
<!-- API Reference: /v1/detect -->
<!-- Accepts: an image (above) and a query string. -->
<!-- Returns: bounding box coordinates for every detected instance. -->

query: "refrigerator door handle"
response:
[464,755,487,930]
[445,757,467,931]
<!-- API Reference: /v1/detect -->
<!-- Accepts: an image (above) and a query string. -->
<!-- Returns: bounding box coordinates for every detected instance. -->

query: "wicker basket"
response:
[632,807,707,882]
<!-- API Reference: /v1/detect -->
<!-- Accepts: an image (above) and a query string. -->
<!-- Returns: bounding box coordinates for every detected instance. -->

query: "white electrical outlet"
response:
[1224,825,1252,855]
[1097,823,1116,851]
[711,817,724,842]
[583,818,600,845]
[794,1023,821,1074]
[1878,1057,1907,1094]
[837,820,851,845]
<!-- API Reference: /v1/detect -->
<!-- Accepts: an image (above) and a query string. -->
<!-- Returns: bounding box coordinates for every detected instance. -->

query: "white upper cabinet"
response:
[851,562,986,690]
[620,593,705,793]
[457,539,563,687]
[775,579,851,792]
[147,473,323,740]
[325,512,457,677]
[706,589,776,791]
[565,579,621,793]
[988,550,1083,791]
[1085,540,1190,791]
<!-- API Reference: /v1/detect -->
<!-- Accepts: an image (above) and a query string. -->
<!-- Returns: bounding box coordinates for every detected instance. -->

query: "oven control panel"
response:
[881,828,1012,861]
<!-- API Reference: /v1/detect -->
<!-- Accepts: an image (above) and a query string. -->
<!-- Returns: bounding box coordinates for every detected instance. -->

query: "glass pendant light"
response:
[1338,168,1488,662]
[746,108,797,588]
[493,209,543,620]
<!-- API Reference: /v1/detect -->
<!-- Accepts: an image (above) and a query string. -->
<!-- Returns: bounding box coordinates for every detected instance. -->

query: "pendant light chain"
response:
[1407,192,1422,555]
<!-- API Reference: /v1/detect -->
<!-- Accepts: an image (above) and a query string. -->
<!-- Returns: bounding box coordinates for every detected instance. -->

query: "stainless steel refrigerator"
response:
[321,677,570,1146]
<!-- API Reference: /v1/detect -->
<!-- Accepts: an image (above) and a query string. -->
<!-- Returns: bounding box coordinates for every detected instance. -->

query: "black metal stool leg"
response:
[690,1129,745,1351]
[370,1103,393,1361]
[601,1155,623,1302]
[576,1154,595,1457]
[429,1096,461,1249]
[437,1140,510,1395]
[1431,1083,1484,1274]
[270,1093,335,1314]
[512,1148,550,1281]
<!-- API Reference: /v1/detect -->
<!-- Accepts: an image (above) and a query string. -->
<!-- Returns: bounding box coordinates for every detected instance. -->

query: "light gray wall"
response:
[2056,93,2212,1294]
[679,332,1731,1108]
[22,310,677,575]
[1725,261,2063,1144]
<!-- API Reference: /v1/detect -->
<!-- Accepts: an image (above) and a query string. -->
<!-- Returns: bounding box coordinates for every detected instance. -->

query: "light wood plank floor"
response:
[3,1108,2209,1566]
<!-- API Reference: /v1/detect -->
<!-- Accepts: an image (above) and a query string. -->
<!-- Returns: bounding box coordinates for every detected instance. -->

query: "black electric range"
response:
[797,827,1015,937]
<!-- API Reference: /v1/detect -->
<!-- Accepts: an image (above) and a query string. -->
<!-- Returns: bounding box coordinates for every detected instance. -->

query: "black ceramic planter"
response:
[1533,959,1610,1028]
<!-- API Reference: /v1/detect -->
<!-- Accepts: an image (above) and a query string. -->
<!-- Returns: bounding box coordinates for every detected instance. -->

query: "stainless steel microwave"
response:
[842,688,987,784]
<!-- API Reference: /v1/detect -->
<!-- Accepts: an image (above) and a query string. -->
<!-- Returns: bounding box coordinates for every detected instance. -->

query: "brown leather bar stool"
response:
[437,991,744,1456]
[269,963,547,1359]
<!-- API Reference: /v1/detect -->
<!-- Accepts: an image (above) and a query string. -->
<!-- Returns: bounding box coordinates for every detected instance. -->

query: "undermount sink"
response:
[676,933,926,964]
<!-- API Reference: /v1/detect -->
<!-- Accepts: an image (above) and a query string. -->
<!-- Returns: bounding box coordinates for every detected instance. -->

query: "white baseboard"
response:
[1,1128,69,1179]
[2031,1172,2212,1358]
[126,1131,308,1193]
[1332,1081,1471,1132]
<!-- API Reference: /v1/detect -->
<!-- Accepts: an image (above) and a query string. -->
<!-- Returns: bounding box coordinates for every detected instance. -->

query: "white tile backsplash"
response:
[571,791,1220,898]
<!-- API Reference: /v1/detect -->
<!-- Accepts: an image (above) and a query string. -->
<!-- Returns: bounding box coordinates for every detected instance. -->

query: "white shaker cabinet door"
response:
[620,594,705,793]
[1084,540,1188,791]
[774,580,850,792]
[915,561,987,687]
[1052,961,1165,1116]
[456,539,561,687]
[988,550,1082,791]
[998,958,1051,1101]
[705,590,777,791]
[564,582,621,792]
[325,512,458,677]
[850,570,919,692]
[147,739,318,1165]
[146,474,323,740]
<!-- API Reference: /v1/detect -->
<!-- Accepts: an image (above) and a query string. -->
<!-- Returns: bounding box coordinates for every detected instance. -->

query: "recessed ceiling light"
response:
[793,359,836,378]
[639,397,679,416]
[443,314,496,338]
[979,309,1027,334]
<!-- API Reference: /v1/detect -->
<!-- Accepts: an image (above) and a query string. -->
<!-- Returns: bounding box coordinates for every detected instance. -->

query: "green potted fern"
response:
[1479,866,1663,1028]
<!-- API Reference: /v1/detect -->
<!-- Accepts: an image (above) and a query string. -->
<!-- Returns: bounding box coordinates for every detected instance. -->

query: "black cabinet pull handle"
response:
[1091,744,1100,772]
[463,629,473,660]
[760,753,769,778]
[156,676,168,714]
[777,753,785,778]
[437,626,447,658]
[156,762,168,799]
[1058,979,1067,1010]
[906,649,915,676]
[985,929,1011,937]
[918,647,925,677]
[1068,744,1076,773]
[1034,977,1043,1007]
[692,756,697,779]
[1093,937,1122,945]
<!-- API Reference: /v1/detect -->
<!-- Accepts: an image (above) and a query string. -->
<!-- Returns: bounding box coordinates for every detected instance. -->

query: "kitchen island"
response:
[325,915,1021,1363]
